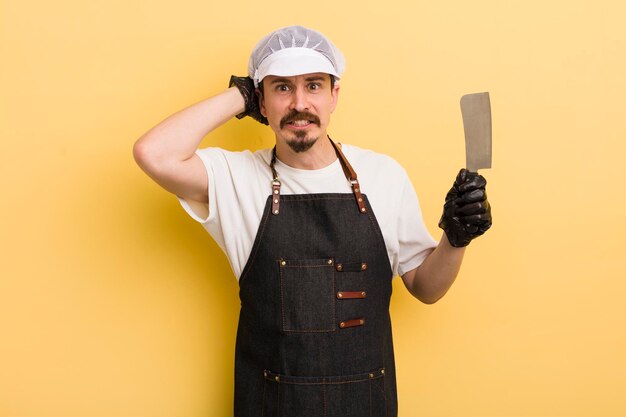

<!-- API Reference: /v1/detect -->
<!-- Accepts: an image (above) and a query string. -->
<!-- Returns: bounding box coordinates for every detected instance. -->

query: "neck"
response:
[275,135,338,170]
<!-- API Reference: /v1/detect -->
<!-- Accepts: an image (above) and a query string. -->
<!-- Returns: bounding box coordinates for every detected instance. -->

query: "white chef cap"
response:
[248,25,346,88]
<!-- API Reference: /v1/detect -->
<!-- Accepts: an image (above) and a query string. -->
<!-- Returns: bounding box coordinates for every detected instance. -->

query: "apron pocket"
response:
[262,368,386,417]
[279,258,336,332]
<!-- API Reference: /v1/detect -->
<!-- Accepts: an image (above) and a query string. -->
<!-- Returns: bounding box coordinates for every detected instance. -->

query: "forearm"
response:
[401,233,466,304]
[134,87,245,166]
[402,168,492,303]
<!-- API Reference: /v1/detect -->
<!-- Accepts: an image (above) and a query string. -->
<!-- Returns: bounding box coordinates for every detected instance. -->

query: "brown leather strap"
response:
[271,180,281,215]
[335,262,368,272]
[268,136,367,215]
[328,137,367,214]
[339,318,365,328]
[270,147,281,215]
[336,291,367,299]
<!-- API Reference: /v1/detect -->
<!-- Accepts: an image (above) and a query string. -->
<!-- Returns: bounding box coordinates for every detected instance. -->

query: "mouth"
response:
[280,111,321,130]
[285,119,314,129]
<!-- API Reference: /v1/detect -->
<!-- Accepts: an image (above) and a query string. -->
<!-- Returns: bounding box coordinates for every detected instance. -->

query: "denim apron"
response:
[234,138,398,417]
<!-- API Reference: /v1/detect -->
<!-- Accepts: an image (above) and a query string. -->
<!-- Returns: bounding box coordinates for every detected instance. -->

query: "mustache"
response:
[280,110,321,129]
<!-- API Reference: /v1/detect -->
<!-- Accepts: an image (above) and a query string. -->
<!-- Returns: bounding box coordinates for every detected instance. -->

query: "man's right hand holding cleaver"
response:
[439,92,493,247]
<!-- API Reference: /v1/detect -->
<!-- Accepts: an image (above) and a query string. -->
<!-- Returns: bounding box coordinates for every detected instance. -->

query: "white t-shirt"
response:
[177,144,438,280]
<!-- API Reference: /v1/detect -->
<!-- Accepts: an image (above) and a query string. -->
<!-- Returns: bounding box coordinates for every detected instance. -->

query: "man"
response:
[134,25,491,417]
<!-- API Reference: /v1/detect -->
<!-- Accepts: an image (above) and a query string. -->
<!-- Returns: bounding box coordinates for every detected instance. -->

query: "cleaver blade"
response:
[460,92,492,172]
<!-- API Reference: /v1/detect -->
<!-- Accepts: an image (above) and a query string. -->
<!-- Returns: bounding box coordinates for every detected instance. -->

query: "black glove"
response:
[228,75,268,125]
[438,168,492,247]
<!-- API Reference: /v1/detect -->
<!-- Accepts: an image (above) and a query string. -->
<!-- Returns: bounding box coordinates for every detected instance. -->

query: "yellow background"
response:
[2,0,625,416]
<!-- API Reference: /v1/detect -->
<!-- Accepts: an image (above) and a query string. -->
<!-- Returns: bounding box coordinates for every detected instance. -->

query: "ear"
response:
[256,88,266,117]
[330,84,340,113]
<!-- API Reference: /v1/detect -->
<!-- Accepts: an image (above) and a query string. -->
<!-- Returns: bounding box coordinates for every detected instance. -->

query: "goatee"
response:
[280,109,321,153]
[286,133,319,153]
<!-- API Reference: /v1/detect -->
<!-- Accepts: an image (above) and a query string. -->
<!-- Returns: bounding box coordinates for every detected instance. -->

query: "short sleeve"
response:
[395,174,438,277]
[177,149,217,224]
[175,147,271,279]
[176,148,228,253]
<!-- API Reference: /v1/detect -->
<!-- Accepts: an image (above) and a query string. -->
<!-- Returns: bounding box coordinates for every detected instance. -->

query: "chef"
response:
[134,25,491,417]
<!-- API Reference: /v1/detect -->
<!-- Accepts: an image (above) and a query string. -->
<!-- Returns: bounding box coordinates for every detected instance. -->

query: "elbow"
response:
[417,293,445,305]
[132,137,149,168]
[133,137,161,174]
[403,268,448,305]
[408,283,449,305]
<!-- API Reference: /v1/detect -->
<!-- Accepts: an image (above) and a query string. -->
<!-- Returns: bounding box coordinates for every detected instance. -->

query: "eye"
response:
[275,84,290,92]
[308,83,321,91]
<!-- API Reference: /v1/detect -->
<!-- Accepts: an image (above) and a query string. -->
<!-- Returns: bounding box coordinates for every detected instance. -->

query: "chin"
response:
[286,135,319,153]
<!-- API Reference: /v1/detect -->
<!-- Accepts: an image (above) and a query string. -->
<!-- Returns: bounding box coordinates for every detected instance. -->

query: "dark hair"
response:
[258,74,336,96]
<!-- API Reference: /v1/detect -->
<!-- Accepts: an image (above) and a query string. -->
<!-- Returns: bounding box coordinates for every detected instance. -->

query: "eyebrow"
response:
[304,76,326,82]
[269,77,292,85]
[269,76,327,84]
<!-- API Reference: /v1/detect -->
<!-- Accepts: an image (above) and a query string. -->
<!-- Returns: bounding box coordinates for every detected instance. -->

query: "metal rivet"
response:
[381,369,385,375]
[361,207,366,212]
[359,319,364,325]
[337,292,343,298]
[361,263,367,270]
[275,376,279,382]
[280,260,286,266]
[336,264,343,271]
[355,188,360,192]
[274,189,279,194]
[369,373,374,378]
[358,197,363,202]
[273,199,278,203]
[274,210,279,214]
[361,291,366,297]
[339,322,346,328]
[264,370,268,377]
[327,259,333,265]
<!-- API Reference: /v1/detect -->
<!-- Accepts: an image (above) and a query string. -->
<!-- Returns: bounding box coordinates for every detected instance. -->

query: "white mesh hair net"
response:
[248,26,346,87]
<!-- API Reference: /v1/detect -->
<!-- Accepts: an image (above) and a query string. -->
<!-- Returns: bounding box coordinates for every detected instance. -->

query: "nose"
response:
[290,86,310,112]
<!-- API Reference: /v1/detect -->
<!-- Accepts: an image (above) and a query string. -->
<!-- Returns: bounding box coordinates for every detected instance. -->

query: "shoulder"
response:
[194,147,272,175]
[196,147,272,165]
[341,144,408,181]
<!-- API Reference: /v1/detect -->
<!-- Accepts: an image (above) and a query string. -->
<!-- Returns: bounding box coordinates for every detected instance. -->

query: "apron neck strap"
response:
[269,136,368,215]
[328,137,367,214]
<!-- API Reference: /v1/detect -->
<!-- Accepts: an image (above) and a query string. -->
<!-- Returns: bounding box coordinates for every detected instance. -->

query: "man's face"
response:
[259,73,340,153]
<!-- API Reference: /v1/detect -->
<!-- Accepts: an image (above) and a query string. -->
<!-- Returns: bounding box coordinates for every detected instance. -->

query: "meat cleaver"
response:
[460,92,492,172]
